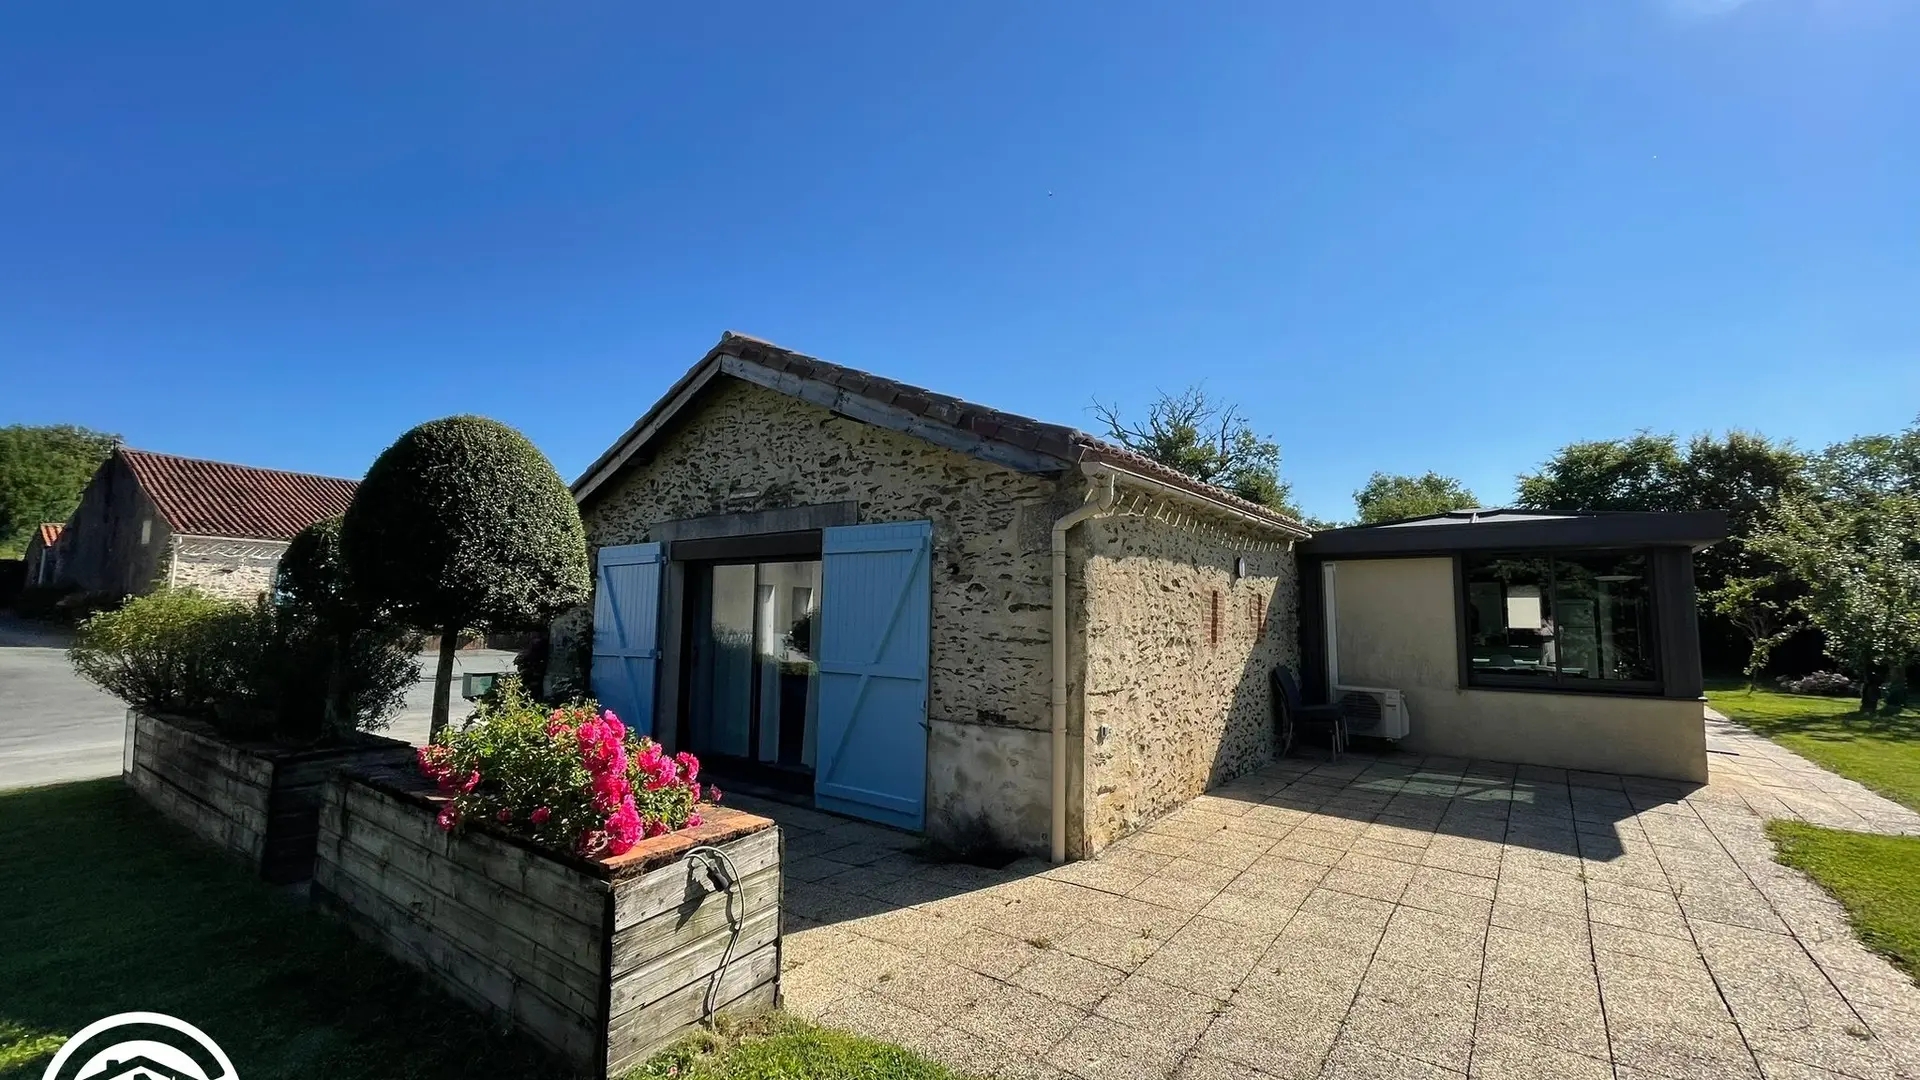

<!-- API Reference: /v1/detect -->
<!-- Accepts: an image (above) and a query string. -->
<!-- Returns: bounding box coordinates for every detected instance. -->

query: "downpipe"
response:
[1050,469,1117,864]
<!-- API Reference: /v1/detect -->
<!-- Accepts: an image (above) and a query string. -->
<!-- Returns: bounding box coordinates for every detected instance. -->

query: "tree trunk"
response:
[1860,666,1884,716]
[1882,661,1909,717]
[429,626,459,742]
[323,643,345,738]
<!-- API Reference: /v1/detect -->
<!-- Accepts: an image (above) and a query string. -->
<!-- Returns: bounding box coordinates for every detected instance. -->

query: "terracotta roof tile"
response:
[37,522,63,548]
[574,331,1310,536]
[708,333,1308,533]
[119,448,358,541]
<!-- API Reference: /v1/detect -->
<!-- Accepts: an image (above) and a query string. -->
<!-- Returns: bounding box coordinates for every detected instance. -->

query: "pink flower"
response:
[643,819,668,839]
[531,806,551,825]
[496,808,513,823]
[707,785,724,804]
[591,770,631,813]
[416,745,453,782]
[686,813,702,829]
[457,770,481,794]
[436,804,459,832]
[576,716,628,777]
[676,751,700,783]
[578,829,610,857]
[605,796,642,855]
[643,754,678,791]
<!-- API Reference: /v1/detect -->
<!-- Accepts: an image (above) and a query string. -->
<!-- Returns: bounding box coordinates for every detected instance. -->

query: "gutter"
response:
[1082,458,1314,542]
[1050,470,1116,864]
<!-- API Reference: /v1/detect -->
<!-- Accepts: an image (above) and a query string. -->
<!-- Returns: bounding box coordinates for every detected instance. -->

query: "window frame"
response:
[1454,548,1664,697]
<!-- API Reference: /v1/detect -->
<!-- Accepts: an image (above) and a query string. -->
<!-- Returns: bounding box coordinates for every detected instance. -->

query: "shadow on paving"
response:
[1199,748,1704,863]
[733,744,1705,942]
[724,793,1057,931]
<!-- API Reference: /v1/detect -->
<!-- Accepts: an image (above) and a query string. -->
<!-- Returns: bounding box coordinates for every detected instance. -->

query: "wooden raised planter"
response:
[312,766,782,1076]
[124,710,416,884]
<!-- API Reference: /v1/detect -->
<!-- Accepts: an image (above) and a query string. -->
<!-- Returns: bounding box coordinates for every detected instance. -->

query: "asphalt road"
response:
[0,614,518,791]
[0,616,129,790]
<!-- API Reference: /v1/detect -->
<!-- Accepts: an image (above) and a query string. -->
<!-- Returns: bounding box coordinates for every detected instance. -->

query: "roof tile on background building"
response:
[119,448,358,541]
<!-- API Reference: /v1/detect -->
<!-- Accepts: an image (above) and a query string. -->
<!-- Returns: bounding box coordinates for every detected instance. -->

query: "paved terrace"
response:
[737,712,1920,1080]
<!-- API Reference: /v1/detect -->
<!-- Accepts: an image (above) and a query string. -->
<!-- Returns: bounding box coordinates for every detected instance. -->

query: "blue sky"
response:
[3,1,1916,522]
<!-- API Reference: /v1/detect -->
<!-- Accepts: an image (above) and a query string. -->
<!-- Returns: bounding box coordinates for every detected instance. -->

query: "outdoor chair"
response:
[1272,666,1348,762]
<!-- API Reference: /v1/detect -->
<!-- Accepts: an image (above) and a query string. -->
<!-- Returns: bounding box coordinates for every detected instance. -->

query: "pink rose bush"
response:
[417,677,714,858]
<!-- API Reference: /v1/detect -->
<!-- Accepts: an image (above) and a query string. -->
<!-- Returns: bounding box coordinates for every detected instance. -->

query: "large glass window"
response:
[1463,551,1658,691]
[687,559,823,776]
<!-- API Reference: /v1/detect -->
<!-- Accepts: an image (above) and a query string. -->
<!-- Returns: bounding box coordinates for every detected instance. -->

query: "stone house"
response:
[22,522,63,586]
[563,332,1312,861]
[56,447,357,602]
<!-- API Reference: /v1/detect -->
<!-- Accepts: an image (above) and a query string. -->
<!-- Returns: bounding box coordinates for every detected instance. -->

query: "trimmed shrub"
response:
[341,416,590,739]
[69,590,255,721]
[1777,671,1859,697]
[273,517,419,738]
[69,586,417,742]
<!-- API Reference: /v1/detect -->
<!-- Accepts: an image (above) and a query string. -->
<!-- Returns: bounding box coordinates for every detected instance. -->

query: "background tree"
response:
[1354,471,1479,524]
[1704,573,1804,691]
[341,416,591,740]
[1091,386,1299,517]
[1517,429,1810,671]
[1515,432,1685,514]
[1752,421,1920,713]
[0,424,119,557]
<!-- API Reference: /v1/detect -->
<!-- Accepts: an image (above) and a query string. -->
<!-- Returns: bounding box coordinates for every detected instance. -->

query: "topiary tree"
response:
[278,515,357,618]
[341,416,590,740]
[277,516,417,738]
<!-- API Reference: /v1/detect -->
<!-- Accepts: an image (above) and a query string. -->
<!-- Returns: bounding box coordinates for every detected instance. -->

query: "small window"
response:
[1462,551,1658,692]
[140,518,152,546]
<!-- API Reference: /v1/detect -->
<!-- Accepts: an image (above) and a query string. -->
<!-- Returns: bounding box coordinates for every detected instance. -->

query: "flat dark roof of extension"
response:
[1300,508,1730,558]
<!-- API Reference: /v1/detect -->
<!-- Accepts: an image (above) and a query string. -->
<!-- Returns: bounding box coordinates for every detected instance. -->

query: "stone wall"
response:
[59,453,172,597]
[167,536,289,600]
[1072,511,1300,855]
[577,376,1067,854]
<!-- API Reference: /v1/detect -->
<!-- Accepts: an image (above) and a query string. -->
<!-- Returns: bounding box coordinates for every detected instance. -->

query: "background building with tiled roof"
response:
[54,447,357,601]
[22,522,64,586]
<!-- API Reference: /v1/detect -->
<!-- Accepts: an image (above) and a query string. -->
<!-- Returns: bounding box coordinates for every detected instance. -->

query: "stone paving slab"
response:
[746,707,1920,1079]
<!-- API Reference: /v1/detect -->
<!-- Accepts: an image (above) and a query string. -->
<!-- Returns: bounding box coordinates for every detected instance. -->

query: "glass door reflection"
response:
[686,559,821,786]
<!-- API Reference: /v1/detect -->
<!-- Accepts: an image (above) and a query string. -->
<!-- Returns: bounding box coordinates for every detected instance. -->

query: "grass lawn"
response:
[0,779,574,1079]
[0,779,959,1080]
[1706,680,1920,812]
[1769,820,1920,983]
[634,1014,968,1080]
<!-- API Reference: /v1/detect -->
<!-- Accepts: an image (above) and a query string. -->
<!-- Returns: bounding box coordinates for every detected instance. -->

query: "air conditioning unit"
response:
[1334,685,1410,740]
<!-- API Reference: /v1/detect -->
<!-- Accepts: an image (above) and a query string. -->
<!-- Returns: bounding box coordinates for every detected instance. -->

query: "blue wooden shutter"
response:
[591,543,664,737]
[815,521,932,831]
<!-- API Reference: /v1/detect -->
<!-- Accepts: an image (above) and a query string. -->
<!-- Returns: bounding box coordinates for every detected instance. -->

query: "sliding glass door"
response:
[685,559,823,787]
